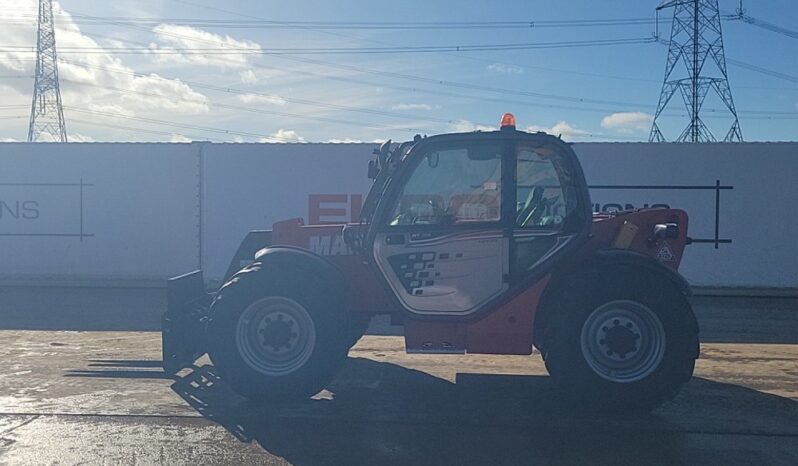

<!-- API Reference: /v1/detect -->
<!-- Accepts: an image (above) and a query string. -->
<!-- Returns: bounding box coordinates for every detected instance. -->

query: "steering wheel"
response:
[391,200,453,226]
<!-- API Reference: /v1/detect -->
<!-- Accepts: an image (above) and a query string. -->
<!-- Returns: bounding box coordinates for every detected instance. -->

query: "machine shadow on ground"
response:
[66,356,798,465]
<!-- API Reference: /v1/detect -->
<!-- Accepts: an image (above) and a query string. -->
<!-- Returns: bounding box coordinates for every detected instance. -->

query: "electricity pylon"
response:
[650,0,743,142]
[28,0,67,142]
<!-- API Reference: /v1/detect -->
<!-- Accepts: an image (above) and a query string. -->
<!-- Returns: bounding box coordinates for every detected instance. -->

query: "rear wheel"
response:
[579,299,666,384]
[543,269,699,414]
[208,265,349,401]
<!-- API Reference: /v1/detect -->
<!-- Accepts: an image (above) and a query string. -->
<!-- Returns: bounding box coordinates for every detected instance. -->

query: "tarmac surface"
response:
[0,287,796,465]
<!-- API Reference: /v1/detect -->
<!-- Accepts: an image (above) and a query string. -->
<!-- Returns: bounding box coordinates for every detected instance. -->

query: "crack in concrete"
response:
[0,415,40,437]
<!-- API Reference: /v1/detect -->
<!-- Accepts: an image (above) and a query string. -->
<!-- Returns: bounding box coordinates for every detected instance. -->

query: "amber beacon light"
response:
[500,113,516,130]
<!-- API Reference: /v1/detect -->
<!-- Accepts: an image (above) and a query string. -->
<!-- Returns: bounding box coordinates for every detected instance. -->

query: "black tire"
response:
[207,263,350,402]
[543,267,699,414]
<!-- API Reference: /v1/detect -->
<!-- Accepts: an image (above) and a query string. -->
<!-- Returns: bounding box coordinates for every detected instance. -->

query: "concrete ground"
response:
[0,287,796,465]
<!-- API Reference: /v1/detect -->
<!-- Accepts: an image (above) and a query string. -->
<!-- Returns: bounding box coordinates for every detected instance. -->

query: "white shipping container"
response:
[1,141,796,290]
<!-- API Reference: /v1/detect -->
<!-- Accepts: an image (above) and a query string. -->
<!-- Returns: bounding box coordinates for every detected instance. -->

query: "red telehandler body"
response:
[163,114,698,413]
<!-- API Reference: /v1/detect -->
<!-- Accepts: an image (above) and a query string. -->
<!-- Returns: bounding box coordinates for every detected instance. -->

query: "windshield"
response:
[388,142,502,226]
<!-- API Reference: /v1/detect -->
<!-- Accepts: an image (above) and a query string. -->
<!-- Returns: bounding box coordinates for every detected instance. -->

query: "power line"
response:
[63,106,304,142]
[55,26,663,87]
[96,18,655,109]
[69,118,218,141]
[162,0,666,91]
[57,54,657,117]
[56,62,466,127]
[62,4,798,103]
[726,58,798,84]
[163,0,798,94]
[9,17,665,30]
[59,77,438,134]
[7,10,668,30]
[58,58,644,120]
[58,53,667,119]
[41,28,655,120]
[723,9,798,40]
[53,69,665,142]
[54,44,794,124]
[49,27,659,111]
[653,37,798,86]
[61,4,668,99]
[10,29,791,127]
[1,37,657,55]
[5,5,793,143]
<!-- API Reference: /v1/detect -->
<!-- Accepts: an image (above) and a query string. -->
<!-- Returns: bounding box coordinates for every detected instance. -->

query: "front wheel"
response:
[207,265,349,401]
[543,270,699,414]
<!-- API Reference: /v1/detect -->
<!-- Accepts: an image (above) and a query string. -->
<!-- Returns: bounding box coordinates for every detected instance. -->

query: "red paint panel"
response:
[271,218,400,314]
[465,276,550,355]
[589,208,690,270]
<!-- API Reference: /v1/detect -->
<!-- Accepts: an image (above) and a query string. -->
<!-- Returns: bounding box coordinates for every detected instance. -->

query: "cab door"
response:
[510,144,585,281]
[371,140,510,316]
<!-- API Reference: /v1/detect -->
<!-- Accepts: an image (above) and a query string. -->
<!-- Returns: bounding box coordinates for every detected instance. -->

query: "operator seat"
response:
[516,186,544,226]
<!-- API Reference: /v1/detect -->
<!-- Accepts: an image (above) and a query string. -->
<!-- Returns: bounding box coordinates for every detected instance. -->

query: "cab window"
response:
[389,143,502,226]
[515,146,578,229]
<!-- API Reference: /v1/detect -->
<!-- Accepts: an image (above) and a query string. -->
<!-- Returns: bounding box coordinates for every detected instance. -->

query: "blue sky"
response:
[0,0,795,142]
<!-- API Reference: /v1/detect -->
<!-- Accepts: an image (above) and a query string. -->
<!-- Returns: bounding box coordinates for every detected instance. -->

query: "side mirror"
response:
[375,139,392,170]
[342,224,362,250]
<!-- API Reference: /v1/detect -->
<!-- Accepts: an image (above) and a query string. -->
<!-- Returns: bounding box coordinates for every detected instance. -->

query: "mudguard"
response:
[223,230,272,282]
[590,248,692,296]
[534,248,693,351]
[252,246,345,294]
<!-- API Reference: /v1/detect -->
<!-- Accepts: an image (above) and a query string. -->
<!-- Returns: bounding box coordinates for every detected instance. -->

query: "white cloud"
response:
[239,69,258,84]
[170,134,193,143]
[452,120,495,132]
[600,112,654,134]
[121,74,208,114]
[0,2,209,120]
[0,137,18,142]
[236,93,287,106]
[391,103,433,111]
[86,104,135,117]
[258,129,305,143]
[327,138,364,143]
[526,121,589,140]
[68,133,94,142]
[487,63,524,75]
[149,24,262,69]
[0,5,33,74]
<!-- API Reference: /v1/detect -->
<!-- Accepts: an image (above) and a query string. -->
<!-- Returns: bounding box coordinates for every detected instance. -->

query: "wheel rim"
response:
[235,296,316,376]
[579,300,666,383]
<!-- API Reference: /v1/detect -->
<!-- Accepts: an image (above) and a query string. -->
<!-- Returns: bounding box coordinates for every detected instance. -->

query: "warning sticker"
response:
[656,243,675,262]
